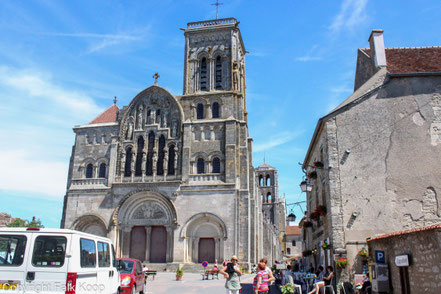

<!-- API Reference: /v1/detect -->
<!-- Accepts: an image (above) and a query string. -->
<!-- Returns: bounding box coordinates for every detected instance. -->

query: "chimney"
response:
[368,29,386,69]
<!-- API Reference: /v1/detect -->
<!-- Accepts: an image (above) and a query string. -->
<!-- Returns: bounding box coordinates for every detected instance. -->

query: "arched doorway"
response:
[72,214,107,237]
[180,213,227,263]
[114,190,177,263]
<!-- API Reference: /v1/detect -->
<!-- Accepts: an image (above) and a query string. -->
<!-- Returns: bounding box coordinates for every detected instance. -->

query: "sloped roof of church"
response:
[361,47,441,73]
[256,162,276,170]
[89,104,119,124]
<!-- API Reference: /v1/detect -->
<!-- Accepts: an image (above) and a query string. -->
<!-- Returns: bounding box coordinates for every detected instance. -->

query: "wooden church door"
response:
[198,238,215,263]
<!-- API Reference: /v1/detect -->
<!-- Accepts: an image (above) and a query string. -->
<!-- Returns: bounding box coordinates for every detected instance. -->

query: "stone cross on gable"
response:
[211,0,223,20]
[153,72,160,85]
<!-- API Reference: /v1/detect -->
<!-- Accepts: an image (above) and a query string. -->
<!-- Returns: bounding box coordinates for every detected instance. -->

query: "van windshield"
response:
[32,236,67,267]
[0,235,27,266]
[120,260,134,274]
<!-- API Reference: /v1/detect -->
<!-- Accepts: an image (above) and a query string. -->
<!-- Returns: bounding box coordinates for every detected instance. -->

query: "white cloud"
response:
[42,27,151,54]
[0,66,102,119]
[0,150,67,198]
[296,45,323,62]
[329,0,368,33]
[253,131,303,152]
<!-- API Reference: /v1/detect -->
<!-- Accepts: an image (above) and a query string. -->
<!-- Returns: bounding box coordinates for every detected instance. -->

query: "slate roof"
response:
[367,223,441,242]
[89,104,119,124]
[361,47,441,73]
[286,226,301,236]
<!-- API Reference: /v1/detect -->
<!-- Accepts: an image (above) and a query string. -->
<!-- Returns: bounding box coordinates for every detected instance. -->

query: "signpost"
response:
[375,250,385,263]
[202,261,208,268]
[395,255,410,267]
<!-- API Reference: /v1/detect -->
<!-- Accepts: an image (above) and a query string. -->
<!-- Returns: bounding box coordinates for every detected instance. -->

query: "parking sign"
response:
[375,250,385,263]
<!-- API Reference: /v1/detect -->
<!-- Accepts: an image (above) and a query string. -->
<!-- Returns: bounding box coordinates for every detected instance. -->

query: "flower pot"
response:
[176,275,182,280]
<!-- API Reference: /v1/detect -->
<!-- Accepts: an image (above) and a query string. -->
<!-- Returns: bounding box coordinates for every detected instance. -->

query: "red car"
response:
[117,258,146,294]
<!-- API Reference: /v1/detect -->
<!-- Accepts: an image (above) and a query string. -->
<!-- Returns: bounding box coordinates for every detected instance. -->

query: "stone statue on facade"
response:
[151,109,156,125]
[120,151,126,175]
[136,105,143,129]
[162,111,168,128]
[126,122,133,140]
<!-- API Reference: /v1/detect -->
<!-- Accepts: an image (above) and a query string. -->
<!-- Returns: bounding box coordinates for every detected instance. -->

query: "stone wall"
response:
[367,224,441,294]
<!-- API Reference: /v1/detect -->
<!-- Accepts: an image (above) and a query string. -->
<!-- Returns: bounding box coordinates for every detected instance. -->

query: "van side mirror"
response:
[117,260,126,271]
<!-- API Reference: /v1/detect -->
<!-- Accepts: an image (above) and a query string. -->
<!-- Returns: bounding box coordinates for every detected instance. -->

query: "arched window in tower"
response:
[147,109,151,124]
[259,175,263,186]
[212,157,221,173]
[197,103,204,119]
[135,136,144,176]
[168,145,176,175]
[146,132,155,176]
[267,192,272,203]
[124,148,132,177]
[86,163,93,178]
[215,56,222,89]
[200,57,207,91]
[157,135,166,175]
[266,175,271,186]
[98,163,106,178]
[212,102,220,118]
[287,248,291,255]
[197,158,205,174]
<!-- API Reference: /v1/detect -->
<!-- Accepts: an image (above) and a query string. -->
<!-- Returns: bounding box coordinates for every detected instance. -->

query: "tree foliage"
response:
[7,216,44,228]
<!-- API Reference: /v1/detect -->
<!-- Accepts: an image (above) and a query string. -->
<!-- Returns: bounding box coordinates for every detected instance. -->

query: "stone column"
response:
[130,156,135,183]
[166,226,173,262]
[163,151,168,181]
[122,226,132,258]
[215,238,220,261]
[145,226,152,263]
[192,238,198,263]
[207,103,212,119]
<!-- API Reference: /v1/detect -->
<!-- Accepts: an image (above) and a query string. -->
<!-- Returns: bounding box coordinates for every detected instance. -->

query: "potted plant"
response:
[307,171,317,179]
[176,268,183,280]
[302,220,313,228]
[313,161,324,168]
[309,211,320,220]
[281,283,296,294]
[316,205,327,215]
[335,257,349,268]
[321,241,330,250]
[357,248,369,258]
[302,250,312,257]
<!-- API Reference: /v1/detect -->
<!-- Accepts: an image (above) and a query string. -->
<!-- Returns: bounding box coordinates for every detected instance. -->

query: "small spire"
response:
[153,72,160,85]
[113,96,117,105]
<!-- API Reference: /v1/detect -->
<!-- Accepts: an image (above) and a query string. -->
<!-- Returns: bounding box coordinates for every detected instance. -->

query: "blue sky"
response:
[1,0,440,228]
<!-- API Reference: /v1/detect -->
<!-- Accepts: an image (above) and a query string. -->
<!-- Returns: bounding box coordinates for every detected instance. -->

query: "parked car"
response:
[0,227,121,294]
[117,258,146,294]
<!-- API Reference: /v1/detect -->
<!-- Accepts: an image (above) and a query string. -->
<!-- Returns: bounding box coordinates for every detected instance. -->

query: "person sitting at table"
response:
[315,266,324,281]
[361,273,371,294]
[307,266,334,294]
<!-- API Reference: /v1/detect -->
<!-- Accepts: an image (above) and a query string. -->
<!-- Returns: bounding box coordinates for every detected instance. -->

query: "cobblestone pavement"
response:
[144,272,260,294]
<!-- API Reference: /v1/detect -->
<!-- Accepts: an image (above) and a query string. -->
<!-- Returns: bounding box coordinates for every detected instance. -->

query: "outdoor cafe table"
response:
[303,275,317,292]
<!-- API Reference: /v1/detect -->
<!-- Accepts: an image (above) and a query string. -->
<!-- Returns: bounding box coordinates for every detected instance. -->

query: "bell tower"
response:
[183,18,246,97]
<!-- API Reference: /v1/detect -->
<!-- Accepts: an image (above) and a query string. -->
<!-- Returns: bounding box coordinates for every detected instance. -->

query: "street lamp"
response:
[287,213,296,222]
[300,180,313,192]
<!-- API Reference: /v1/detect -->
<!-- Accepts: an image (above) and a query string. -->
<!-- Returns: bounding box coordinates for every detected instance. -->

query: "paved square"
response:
[144,272,258,294]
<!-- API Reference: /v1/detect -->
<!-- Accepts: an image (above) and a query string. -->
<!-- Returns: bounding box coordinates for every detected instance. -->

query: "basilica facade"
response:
[61,18,284,268]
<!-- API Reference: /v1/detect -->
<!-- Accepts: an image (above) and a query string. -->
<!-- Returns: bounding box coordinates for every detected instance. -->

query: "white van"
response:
[0,228,121,294]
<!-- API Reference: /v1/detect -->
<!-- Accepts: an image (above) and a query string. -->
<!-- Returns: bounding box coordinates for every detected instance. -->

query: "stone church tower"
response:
[61,17,282,269]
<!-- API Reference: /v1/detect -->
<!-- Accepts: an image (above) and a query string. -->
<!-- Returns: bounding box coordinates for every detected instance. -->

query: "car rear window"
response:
[120,260,134,274]
[32,236,67,267]
[0,235,27,266]
[97,242,110,267]
[80,238,96,268]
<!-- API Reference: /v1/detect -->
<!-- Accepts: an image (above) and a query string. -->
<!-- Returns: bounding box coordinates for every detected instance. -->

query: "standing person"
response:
[259,258,275,293]
[220,256,242,294]
[253,262,270,294]
[307,266,334,294]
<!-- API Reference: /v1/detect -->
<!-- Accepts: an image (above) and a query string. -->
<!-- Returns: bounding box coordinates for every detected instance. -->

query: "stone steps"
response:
[142,263,216,273]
